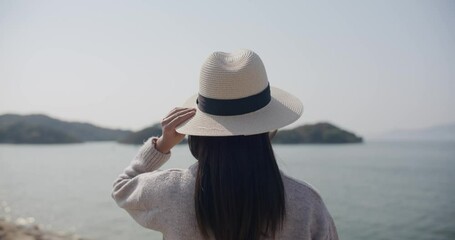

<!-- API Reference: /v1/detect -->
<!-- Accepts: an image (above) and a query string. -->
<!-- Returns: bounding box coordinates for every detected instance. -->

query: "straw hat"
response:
[176,49,303,136]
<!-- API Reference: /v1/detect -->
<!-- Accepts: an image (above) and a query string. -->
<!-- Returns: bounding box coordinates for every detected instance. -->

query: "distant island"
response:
[117,123,162,145]
[118,123,192,145]
[118,122,362,145]
[272,122,363,144]
[0,114,363,144]
[0,114,132,144]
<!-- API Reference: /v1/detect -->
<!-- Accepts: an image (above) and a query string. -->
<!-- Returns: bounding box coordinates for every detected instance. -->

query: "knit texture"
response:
[112,137,339,240]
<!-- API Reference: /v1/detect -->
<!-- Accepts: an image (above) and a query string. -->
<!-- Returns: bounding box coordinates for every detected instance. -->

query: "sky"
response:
[0,0,454,137]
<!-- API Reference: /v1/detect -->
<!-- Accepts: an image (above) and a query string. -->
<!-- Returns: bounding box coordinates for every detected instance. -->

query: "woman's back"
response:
[190,134,285,240]
[111,138,338,239]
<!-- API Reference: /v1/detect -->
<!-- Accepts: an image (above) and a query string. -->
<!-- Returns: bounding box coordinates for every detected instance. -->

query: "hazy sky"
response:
[1,0,454,137]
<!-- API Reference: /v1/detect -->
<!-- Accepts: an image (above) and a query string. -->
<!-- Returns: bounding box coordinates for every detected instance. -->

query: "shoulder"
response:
[282,174,325,205]
[281,174,328,219]
[281,174,339,239]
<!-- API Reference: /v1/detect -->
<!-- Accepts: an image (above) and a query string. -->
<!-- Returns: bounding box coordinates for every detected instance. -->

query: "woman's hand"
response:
[155,107,196,153]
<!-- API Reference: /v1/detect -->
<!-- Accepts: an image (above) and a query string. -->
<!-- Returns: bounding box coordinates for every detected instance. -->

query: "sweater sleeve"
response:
[311,194,339,240]
[322,206,339,240]
[111,137,171,229]
[314,195,339,240]
[327,216,339,240]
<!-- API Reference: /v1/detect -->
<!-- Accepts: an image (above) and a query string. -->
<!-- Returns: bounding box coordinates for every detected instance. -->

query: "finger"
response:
[162,109,194,126]
[163,108,193,121]
[166,107,187,117]
[166,110,196,129]
[168,110,196,126]
[162,108,195,124]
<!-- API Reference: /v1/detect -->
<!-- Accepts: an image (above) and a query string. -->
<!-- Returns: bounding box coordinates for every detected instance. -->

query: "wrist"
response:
[155,136,171,154]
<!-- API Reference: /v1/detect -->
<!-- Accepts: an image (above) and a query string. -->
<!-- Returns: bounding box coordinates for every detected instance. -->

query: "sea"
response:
[0,141,454,240]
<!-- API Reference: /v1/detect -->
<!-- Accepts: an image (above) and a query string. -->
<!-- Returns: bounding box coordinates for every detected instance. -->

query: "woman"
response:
[112,49,338,240]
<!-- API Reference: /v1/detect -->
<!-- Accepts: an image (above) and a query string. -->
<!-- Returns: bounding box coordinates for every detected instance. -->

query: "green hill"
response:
[272,122,363,144]
[118,124,162,144]
[0,122,82,144]
[0,114,132,144]
[120,122,362,145]
[0,114,362,145]
[118,123,189,145]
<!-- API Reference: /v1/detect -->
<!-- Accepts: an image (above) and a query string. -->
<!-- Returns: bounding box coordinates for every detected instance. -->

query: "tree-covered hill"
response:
[0,122,82,144]
[272,122,363,144]
[120,122,362,145]
[0,114,132,144]
[118,124,162,144]
[0,114,362,144]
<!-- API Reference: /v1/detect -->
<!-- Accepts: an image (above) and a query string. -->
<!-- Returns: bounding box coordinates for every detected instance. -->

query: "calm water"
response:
[0,141,454,240]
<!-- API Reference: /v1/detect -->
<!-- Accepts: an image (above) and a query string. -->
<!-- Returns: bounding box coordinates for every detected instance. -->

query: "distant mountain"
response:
[118,123,189,145]
[0,122,82,144]
[118,124,162,144]
[373,123,455,141]
[121,122,362,145]
[0,114,132,144]
[0,114,364,145]
[272,122,363,144]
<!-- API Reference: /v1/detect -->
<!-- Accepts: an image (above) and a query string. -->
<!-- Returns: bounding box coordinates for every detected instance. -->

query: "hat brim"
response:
[176,87,303,136]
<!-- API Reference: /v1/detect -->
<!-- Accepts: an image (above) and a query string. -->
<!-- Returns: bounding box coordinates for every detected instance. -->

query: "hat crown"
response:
[199,49,269,100]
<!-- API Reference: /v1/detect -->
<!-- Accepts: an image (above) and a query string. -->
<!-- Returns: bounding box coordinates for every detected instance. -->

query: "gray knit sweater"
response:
[112,138,339,240]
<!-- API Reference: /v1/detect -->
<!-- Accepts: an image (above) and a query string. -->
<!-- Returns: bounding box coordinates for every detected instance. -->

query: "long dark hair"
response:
[188,133,286,240]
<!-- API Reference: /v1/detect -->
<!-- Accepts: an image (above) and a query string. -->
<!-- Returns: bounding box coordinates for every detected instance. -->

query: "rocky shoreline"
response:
[0,219,87,240]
